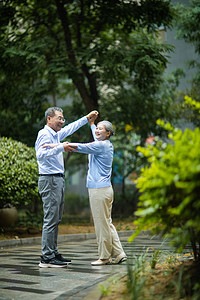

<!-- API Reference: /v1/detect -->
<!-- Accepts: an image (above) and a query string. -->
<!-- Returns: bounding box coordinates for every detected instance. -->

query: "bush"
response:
[64,193,90,216]
[112,185,139,218]
[130,99,200,262]
[0,136,40,209]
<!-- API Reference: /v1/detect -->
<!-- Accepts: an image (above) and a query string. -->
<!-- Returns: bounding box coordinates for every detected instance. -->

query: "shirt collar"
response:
[44,125,58,137]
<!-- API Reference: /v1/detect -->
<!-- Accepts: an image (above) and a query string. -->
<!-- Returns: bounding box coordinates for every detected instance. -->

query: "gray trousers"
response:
[38,175,65,259]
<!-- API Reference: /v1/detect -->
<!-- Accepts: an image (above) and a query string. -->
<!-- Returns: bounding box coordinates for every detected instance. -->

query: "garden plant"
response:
[0,136,40,210]
[130,96,200,263]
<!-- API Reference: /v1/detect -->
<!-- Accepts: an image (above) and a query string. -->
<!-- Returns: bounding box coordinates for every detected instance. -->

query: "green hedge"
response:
[0,137,40,208]
[130,110,200,261]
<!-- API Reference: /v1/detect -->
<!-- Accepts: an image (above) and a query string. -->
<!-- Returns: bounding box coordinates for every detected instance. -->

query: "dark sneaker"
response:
[39,257,68,268]
[55,253,71,264]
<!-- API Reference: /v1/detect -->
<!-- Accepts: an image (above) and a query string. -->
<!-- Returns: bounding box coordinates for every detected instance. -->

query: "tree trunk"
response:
[54,0,99,112]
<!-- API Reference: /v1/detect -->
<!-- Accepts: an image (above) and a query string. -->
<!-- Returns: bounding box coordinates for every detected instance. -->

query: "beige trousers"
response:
[88,186,125,259]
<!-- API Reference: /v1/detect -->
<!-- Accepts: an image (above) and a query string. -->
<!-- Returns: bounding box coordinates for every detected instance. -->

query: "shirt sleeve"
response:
[69,141,105,155]
[35,133,64,161]
[91,124,97,141]
[58,116,88,141]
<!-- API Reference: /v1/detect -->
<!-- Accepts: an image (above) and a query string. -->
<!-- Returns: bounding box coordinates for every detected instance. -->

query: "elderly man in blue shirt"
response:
[35,107,98,268]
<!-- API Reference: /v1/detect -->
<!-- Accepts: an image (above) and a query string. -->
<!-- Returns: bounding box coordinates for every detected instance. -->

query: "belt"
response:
[39,173,64,178]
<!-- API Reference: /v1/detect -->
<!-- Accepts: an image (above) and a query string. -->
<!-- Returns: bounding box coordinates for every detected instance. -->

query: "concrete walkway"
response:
[0,231,192,300]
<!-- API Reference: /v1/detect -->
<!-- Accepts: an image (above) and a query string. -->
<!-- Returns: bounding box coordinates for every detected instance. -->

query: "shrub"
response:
[130,98,200,261]
[112,186,139,218]
[64,193,90,216]
[0,136,40,209]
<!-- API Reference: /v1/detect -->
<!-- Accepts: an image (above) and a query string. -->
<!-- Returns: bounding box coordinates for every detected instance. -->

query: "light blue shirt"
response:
[70,124,113,189]
[35,116,88,174]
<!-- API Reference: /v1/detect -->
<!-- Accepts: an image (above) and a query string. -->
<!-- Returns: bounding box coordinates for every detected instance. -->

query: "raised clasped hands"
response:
[86,110,99,125]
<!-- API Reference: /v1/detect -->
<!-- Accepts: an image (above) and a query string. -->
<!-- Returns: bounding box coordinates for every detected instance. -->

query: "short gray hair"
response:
[97,120,115,137]
[45,107,63,123]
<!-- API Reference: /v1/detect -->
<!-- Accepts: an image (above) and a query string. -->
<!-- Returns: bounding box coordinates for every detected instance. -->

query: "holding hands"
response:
[42,110,99,153]
[62,142,78,152]
[42,142,78,153]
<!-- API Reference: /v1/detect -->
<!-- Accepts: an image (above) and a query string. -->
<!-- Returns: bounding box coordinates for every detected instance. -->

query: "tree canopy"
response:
[172,0,200,127]
[0,0,174,145]
[175,0,200,96]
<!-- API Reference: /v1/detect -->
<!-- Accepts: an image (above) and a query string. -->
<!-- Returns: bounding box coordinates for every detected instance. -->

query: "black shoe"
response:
[39,256,68,268]
[55,253,71,264]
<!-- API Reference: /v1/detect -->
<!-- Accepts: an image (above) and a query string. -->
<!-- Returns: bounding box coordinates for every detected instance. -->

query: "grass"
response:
[100,253,200,300]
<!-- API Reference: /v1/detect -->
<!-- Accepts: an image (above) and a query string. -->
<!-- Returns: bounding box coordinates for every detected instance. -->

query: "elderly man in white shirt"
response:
[35,107,98,268]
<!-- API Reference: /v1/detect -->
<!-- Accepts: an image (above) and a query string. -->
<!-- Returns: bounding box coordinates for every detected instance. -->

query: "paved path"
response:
[0,231,192,300]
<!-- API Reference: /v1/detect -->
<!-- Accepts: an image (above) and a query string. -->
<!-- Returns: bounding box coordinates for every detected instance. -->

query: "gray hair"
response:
[97,120,115,137]
[45,107,63,123]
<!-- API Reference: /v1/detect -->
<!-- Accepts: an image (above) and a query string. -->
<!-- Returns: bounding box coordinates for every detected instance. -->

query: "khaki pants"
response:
[88,186,125,259]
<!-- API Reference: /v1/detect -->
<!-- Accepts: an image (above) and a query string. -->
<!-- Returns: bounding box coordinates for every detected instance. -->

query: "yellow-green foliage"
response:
[130,98,200,259]
[184,95,200,113]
